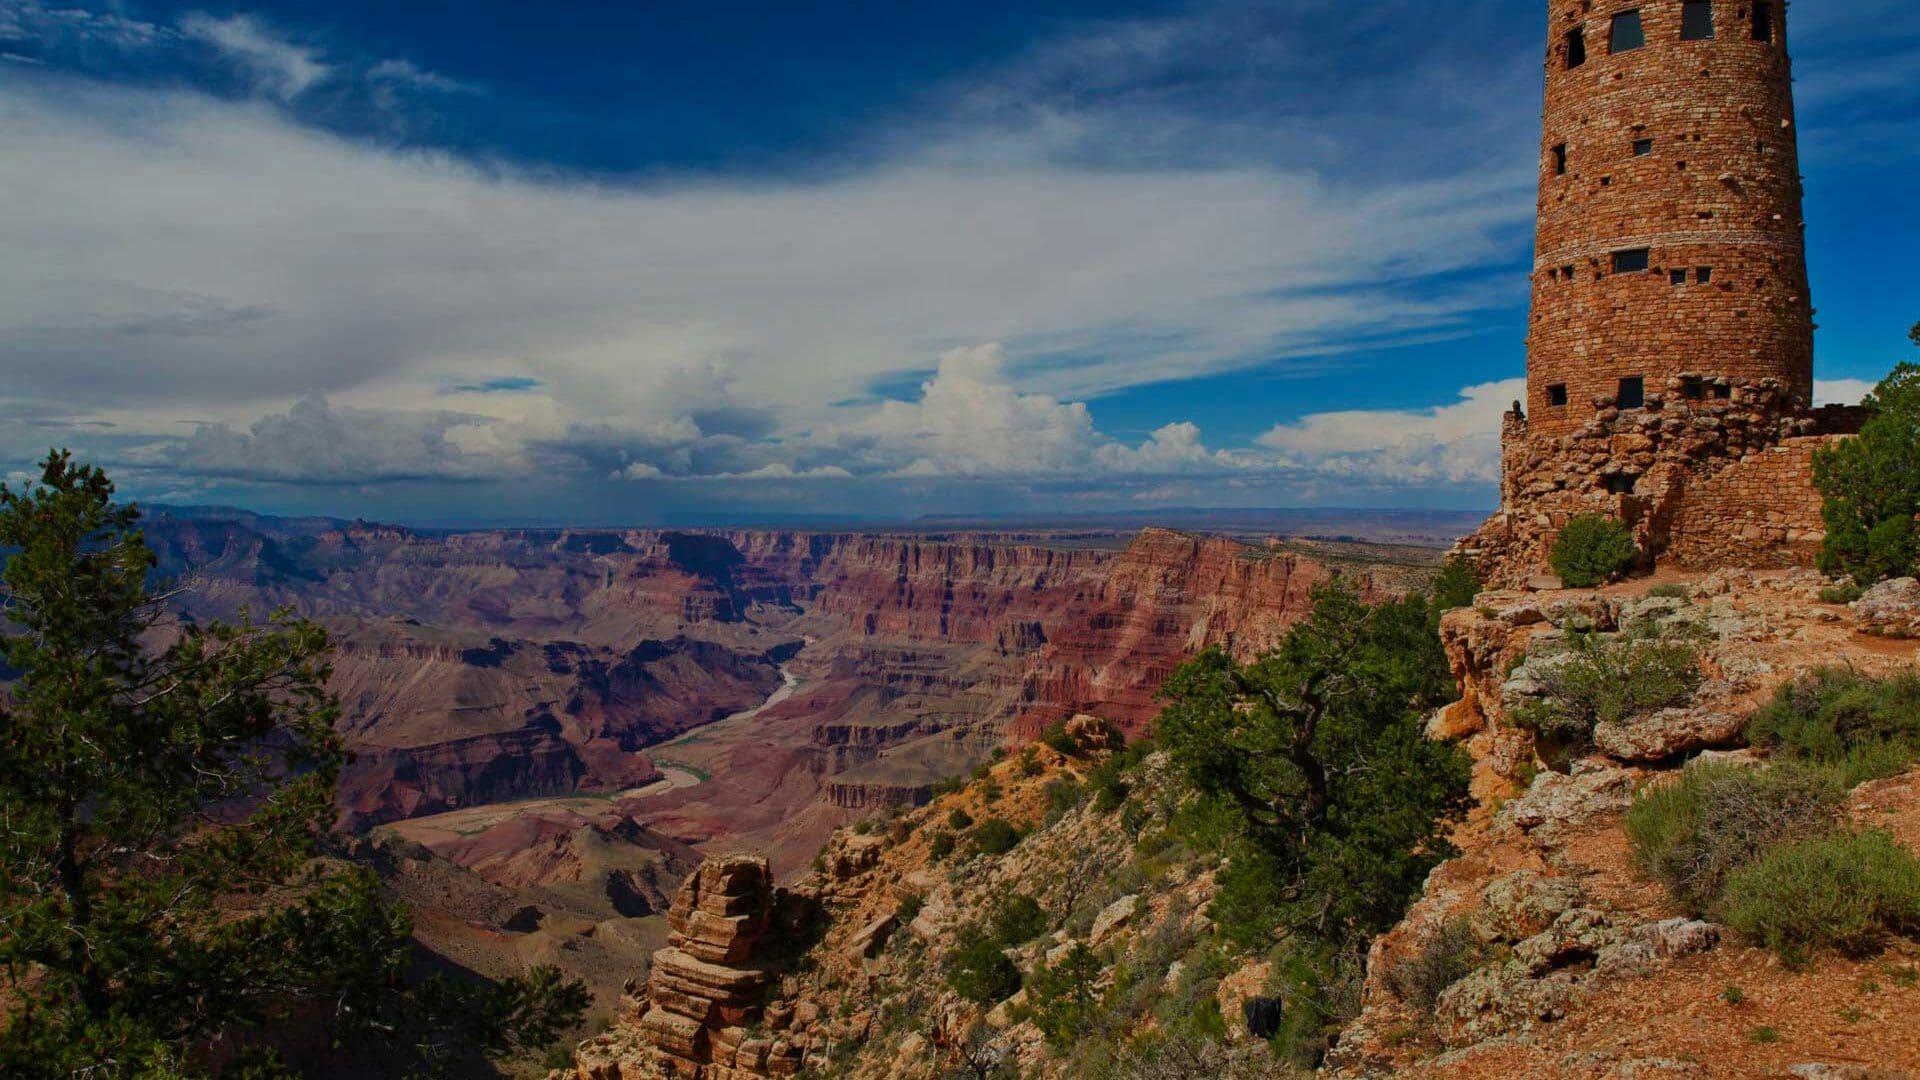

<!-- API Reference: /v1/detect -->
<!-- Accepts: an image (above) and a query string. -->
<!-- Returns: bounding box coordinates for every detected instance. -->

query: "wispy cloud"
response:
[178,13,329,100]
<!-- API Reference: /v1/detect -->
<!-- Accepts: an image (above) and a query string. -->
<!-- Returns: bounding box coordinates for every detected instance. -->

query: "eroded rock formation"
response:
[573,856,812,1079]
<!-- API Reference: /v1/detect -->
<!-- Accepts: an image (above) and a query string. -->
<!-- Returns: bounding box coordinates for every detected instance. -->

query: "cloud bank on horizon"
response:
[0,0,1913,524]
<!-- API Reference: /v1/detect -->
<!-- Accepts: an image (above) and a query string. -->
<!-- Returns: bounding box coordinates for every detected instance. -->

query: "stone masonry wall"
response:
[1461,373,1860,586]
[1528,0,1811,438]
[1662,435,1836,569]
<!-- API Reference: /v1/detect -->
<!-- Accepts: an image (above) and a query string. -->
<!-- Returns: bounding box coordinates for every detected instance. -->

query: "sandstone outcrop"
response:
[572,856,810,1079]
[1330,574,1920,1079]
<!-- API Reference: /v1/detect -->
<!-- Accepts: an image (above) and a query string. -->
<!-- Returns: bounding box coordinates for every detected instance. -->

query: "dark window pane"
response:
[1633,139,1654,156]
[1618,377,1646,409]
[1682,1,1715,40]
[1549,384,1570,407]
[1713,383,1733,399]
[1671,269,1688,285]
[1566,26,1588,68]
[1612,248,1651,273]
[1753,1,1775,42]
[1606,473,1640,494]
[1683,378,1706,400]
[1611,10,1646,53]
[1697,267,1713,284]
[1553,143,1569,175]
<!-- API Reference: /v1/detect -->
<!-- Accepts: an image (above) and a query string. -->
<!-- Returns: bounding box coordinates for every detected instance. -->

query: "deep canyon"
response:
[142,507,1459,1004]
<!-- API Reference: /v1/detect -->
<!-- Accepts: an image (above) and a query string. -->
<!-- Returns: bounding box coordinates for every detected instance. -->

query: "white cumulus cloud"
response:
[1257,378,1524,486]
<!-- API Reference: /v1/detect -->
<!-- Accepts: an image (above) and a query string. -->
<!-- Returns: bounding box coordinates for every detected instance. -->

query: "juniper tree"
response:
[0,451,584,1078]
[1815,330,1920,584]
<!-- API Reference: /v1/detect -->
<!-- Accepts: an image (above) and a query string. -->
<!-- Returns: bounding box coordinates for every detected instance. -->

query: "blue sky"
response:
[1,0,1914,525]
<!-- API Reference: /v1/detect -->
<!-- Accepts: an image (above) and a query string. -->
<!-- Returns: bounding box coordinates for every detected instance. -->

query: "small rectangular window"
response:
[1682,1,1715,41]
[1696,267,1713,284]
[1553,143,1569,175]
[1548,384,1570,407]
[1612,248,1651,273]
[1671,269,1688,285]
[1753,1,1775,42]
[1611,10,1646,53]
[1618,377,1646,409]
[1606,474,1640,495]
[1633,139,1654,156]
[1713,383,1732,400]
[1566,26,1588,68]
[1682,377,1706,400]
[1563,265,1575,280]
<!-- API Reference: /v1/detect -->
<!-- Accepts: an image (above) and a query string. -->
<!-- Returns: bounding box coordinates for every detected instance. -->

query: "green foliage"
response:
[987,893,1049,947]
[1039,721,1080,756]
[944,928,1021,1005]
[0,453,585,1078]
[1088,738,1154,815]
[1625,763,1844,915]
[1549,513,1640,587]
[948,807,976,831]
[1026,943,1103,1047]
[1043,776,1086,819]
[968,818,1021,856]
[1019,746,1045,777]
[1431,554,1483,612]
[1816,352,1920,584]
[1510,623,1703,746]
[928,831,956,862]
[1206,843,1288,951]
[1384,918,1482,1010]
[897,893,926,923]
[1646,583,1692,600]
[1723,830,1920,965]
[1747,668,1920,780]
[1260,940,1367,1068]
[1720,983,1745,1006]
[1157,581,1471,948]
[1820,583,1866,604]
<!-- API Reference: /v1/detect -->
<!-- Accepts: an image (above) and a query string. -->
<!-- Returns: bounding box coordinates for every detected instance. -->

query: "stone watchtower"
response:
[1468,0,1862,585]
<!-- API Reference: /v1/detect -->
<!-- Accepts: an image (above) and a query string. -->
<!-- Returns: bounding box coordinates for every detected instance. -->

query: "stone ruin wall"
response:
[1462,373,1863,587]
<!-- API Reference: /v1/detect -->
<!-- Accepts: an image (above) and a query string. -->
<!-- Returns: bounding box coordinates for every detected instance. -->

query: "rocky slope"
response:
[1328,571,1920,1079]
[559,569,1920,1080]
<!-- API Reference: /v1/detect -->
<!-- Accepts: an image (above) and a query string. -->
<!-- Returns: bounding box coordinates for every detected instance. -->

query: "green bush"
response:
[1019,746,1045,777]
[1815,349,1920,584]
[969,818,1022,856]
[927,831,955,862]
[1044,776,1085,819]
[947,807,975,831]
[1384,918,1482,1010]
[1746,668,1920,778]
[1039,722,1080,757]
[1549,513,1640,587]
[1723,830,1920,964]
[1511,624,1703,746]
[1646,583,1692,600]
[896,893,926,923]
[1625,763,1844,914]
[1431,554,1483,611]
[1820,583,1866,604]
[988,894,1048,947]
[1026,943,1103,1047]
[945,929,1022,1005]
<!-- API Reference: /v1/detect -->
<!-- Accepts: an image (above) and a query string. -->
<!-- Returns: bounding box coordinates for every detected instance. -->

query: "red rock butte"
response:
[1465,0,1867,586]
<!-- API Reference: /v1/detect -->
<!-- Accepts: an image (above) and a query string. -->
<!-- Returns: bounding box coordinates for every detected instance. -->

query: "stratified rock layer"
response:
[573,855,808,1079]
